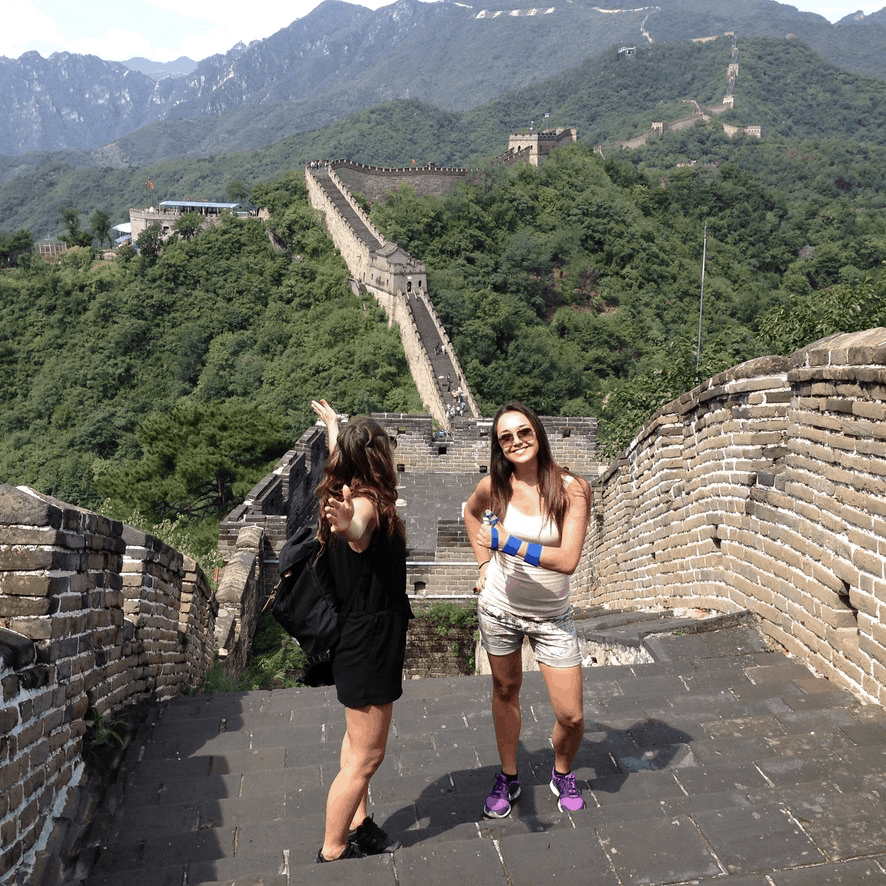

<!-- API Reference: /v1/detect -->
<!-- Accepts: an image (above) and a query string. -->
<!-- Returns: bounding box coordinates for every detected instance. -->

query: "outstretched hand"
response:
[324,484,355,535]
[310,398,337,426]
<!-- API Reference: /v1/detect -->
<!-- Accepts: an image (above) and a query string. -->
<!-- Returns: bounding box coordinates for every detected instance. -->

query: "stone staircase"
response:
[408,294,468,419]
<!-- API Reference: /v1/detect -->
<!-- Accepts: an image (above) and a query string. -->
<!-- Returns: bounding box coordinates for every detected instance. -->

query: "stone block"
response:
[0,549,80,571]
[0,597,51,618]
[851,546,884,580]
[7,618,52,642]
[0,485,61,528]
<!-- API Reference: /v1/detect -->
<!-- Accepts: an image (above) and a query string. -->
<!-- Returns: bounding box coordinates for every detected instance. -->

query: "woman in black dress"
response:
[310,399,411,863]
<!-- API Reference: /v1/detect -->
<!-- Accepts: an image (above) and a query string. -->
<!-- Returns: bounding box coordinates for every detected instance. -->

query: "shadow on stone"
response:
[382,717,694,847]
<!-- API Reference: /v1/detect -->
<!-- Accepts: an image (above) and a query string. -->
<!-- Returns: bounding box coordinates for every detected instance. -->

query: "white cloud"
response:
[793,2,884,20]
[152,0,397,59]
[146,0,326,55]
[3,0,66,57]
[6,0,877,66]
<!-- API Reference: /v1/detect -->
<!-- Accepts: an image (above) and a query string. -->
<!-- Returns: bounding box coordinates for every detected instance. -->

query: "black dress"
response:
[328,528,412,708]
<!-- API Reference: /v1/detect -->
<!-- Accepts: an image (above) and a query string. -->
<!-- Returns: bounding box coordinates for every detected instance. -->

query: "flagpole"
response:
[696,222,707,377]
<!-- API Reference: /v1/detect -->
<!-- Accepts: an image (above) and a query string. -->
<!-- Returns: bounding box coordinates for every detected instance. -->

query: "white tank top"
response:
[481,503,570,619]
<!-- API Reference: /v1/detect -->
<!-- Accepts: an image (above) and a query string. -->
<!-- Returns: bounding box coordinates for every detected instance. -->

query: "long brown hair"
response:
[490,401,573,536]
[315,416,405,551]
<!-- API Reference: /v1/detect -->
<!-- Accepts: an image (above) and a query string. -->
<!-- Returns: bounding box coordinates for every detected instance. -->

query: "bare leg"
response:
[337,729,369,830]
[488,650,523,773]
[321,703,393,860]
[538,663,584,773]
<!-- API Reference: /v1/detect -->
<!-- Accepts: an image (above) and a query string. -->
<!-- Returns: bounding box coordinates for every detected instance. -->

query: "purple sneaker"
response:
[550,769,585,812]
[483,772,521,818]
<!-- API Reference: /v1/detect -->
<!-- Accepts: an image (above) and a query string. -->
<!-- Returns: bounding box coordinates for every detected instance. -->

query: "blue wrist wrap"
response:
[502,535,522,556]
[524,543,542,566]
[491,526,499,550]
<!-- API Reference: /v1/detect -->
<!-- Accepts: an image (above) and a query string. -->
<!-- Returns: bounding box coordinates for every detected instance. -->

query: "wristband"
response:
[491,526,499,550]
[524,543,542,566]
[501,535,522,556]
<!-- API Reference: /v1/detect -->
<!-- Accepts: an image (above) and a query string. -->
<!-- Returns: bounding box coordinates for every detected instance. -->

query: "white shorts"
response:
[477,600,582,668]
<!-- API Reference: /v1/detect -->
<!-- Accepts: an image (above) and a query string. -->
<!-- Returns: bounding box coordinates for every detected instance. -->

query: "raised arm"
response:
[310,398,340,455]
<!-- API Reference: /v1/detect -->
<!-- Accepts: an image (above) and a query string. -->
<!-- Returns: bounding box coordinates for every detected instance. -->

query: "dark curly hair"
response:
[315,416,405,551]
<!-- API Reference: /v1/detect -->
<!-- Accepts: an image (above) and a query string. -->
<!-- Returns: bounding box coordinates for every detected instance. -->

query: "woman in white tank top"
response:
[464,401,591,818]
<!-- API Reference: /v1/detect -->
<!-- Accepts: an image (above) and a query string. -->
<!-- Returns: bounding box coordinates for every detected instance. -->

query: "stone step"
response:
[78,623,886,886]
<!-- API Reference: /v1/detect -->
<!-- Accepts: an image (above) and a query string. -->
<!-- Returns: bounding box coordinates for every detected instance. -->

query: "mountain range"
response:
[1,0,885,165]
[3,27,886,243]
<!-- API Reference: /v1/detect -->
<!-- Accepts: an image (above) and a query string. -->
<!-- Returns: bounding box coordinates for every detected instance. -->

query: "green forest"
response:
[0,172,422,565]
[368,127,886,453]
[2,34,886,568]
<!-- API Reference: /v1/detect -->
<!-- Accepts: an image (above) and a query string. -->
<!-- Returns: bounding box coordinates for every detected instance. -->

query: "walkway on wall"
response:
[408,293,472,421]
[311,164,385,250]
[309,163,479,423]
[69,617,886,886]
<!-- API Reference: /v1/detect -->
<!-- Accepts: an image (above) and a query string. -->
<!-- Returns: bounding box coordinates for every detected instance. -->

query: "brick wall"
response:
[592,329,886,705]
[0,485,215,881]
[12,325,886,879]
[405,610,477,679]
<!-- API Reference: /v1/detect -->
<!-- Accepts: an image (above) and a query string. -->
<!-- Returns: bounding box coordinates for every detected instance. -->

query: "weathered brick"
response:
[0,597,51,618]
[6,618,52,642]
[853,548,885,580]
[16,797,39,838]
[0,756,24,793]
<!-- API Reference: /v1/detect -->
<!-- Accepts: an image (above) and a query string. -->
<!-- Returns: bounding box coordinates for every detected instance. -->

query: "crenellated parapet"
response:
[330,159,472,203]
[593,329,886,705]
[506,127,578,166]
[0,485,216,881]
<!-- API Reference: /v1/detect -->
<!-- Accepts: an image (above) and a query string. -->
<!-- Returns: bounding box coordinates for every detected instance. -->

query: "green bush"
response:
[194,615,308,694]
[423,600,478,637]
[420,601,479,673]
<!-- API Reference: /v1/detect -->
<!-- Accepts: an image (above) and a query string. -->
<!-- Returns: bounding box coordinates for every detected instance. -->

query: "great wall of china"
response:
[0,39,881,881]
[597,37,760,157]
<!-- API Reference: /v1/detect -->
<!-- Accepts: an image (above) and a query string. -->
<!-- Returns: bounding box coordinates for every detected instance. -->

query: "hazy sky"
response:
[4,0,884,63]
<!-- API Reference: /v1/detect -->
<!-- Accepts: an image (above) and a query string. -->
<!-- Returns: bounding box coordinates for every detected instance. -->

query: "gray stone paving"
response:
[78,621,886,886]
[396,473,479,554]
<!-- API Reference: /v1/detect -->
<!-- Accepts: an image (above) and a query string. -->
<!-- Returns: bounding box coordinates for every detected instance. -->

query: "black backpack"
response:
[267,526,362,687]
